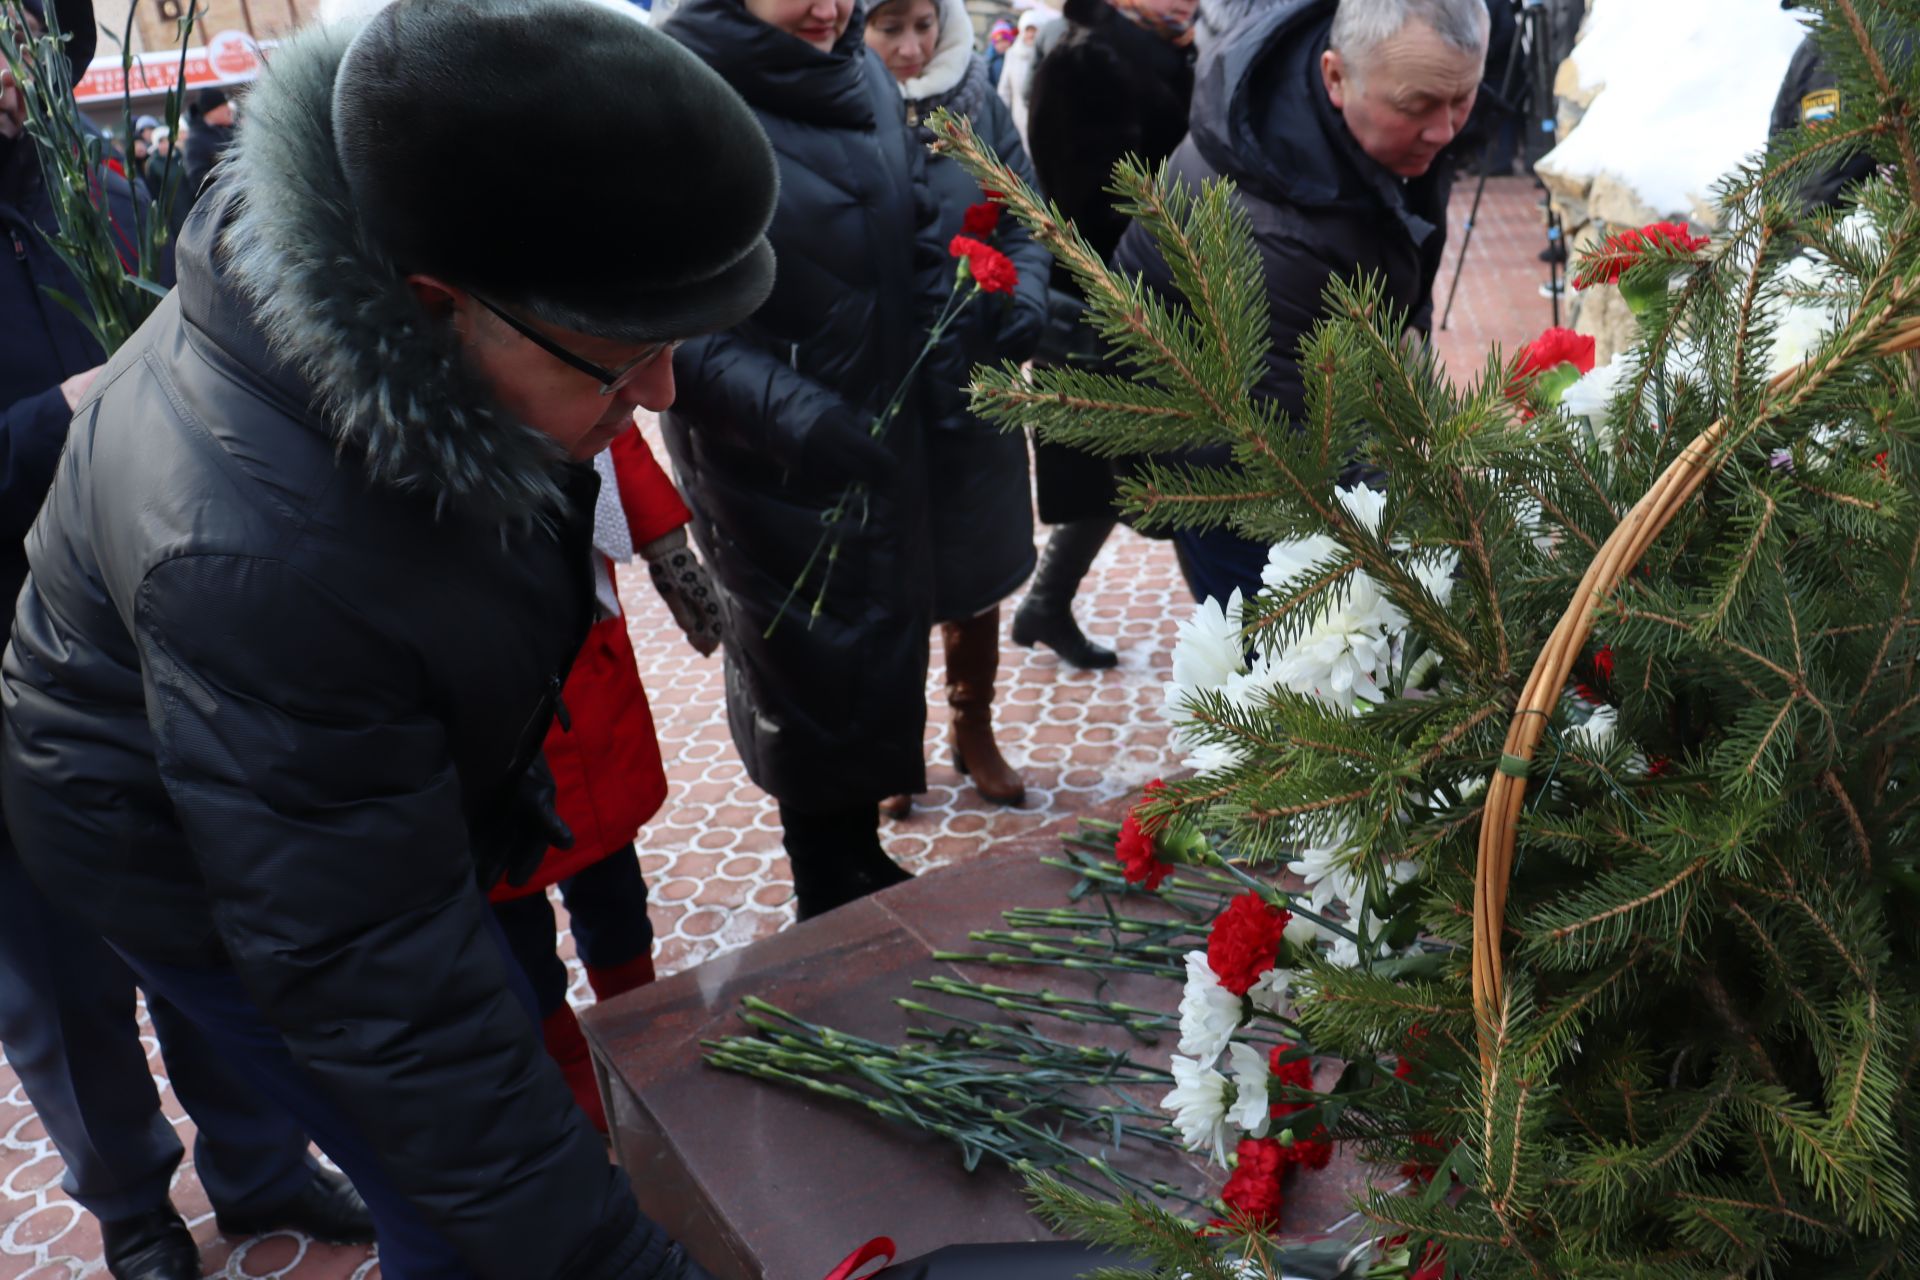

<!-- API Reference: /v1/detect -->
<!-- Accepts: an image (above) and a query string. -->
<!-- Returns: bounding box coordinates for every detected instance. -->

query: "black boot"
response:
[1011,519,1118,669]
[102,1206,199,1280]
[781,804,912,921]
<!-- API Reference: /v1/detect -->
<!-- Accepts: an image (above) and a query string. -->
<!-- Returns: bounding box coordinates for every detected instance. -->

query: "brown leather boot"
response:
[943,607,1025,806]
[879,794,913,820]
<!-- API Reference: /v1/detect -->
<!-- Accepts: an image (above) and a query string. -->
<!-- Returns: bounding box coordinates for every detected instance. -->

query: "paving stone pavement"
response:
[0,176,1551,1278]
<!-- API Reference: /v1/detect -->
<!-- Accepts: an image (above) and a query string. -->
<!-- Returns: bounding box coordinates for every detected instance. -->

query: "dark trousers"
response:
[1172,526,1271,610]
[0,840,314,1223]
[493,845,652,1018]
[109,912,545,1280]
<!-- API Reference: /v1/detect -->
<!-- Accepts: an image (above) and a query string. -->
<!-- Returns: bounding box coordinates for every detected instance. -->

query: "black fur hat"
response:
[331,0,778,343]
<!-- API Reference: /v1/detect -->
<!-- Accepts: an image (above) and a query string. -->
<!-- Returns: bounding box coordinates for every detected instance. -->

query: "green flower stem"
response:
[772,279,981,635]
[932,949,1185,978]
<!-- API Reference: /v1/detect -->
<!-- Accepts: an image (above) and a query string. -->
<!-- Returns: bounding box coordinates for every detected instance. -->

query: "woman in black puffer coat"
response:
[863,0,1051,818]
[1015,0,1196,670]
[662,0,943,920]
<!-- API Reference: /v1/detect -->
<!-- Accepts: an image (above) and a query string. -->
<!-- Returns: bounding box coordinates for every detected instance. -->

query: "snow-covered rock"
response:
[1539,0,1809,359]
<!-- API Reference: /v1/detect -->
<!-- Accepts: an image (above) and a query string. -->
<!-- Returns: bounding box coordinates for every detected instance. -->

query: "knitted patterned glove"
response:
[641,529,723,657]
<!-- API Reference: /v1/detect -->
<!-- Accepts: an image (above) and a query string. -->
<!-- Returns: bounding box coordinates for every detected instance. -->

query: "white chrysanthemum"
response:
[1287,834,1356,915]
[1328,931,1390,970]
[1283,913,1324,947]
[1225,1040,1273,1138]
[1167,590,1246,719]
[1836,205,1884,254]
[1766,302,1838,379]
[1162,1053,1233,1165]
[1247,966,1293,1016]
[1336,483,1386,534]
[1273,572,1403,709]
[1571,703,1619,751]
[1560,357,1630,445]
[1262,534,1341,593]
[1222,649,1286,713]
[1181,739,1246,777]
[1177,950,1244,1063]
[1408,551,1458,608]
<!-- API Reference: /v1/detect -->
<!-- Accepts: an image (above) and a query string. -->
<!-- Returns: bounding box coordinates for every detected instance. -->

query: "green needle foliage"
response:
[929,0,1920,1272]
[2,0,192,354]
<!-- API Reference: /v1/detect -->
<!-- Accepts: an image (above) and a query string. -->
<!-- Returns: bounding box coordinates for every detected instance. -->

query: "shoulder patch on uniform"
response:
[1802,88,1840,126]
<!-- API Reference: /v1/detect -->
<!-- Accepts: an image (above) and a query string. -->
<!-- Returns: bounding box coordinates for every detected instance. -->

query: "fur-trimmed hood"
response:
[215,20,571,523]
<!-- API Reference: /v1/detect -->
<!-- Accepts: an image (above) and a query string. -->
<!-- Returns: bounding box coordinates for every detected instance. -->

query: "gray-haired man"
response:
[1114,0,1489,605]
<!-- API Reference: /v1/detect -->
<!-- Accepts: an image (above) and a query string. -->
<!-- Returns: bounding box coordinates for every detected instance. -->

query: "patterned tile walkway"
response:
[0,177,1550,1278]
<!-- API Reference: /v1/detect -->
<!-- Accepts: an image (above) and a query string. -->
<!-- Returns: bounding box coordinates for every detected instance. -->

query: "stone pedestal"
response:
[583,815,1374,1279]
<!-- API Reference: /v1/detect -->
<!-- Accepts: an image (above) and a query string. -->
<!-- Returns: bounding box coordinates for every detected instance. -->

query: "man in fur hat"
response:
[0,0,777,1276]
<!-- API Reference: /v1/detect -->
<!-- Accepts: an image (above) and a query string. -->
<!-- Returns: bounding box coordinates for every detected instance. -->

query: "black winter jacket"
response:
[1023,0,1194,524]
[0,25,669,1280]
[661,0,942,808]
[905,34,1049,619]
[0,138,105,615]
[1026,0,1194,264]
[1114,0,1457,425]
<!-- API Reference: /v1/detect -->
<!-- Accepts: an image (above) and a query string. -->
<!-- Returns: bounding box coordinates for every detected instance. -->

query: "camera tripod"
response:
[1439,0,1566,332]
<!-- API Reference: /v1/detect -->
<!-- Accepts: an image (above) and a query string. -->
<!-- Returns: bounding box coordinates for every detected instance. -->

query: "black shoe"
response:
[102,1206,199,1280]
[215,1166,376,1244]
[1012,518,1119,670]
[1011,597,1118,669]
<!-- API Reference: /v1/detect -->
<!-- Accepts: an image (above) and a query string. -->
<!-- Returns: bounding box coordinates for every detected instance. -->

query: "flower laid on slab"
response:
[1206,892,1291,997]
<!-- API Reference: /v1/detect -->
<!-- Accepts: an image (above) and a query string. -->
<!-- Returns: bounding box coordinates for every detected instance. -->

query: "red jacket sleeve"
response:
[610,428,690,548]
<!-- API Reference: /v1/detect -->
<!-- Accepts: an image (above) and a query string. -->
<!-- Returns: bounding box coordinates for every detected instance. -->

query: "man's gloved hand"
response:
[642,528,723,657]
[1029,286,1093,369]
[501,752,572,888]
[995,291,1048,365]
[800,402,896,487]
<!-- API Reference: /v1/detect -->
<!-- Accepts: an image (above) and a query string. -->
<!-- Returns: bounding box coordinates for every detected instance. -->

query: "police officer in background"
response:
[1768,0,1910,212]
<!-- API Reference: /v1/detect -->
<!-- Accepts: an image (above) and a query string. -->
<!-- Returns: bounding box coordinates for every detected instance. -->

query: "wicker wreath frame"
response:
[1470,316,1920,1061]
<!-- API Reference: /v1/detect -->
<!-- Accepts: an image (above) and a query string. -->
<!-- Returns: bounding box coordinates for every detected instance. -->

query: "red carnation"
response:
[1507,327,1595,418]
[1514,327,1595,382]
[1268,1048,1332,1169]
[1218,1137,1287,1229]
[1574,220,1711,290]
[1115,781,1172,890]
[948,234,1020,295]
[1409,1244,1447,1280]
[961,201,1002,237]
[1206,892,1291,996]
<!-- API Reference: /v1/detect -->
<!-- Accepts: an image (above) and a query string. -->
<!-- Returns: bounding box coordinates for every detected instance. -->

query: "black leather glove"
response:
[995,291,1049,365]
[1029,286,1094,369]
[800,403,897,486]
[501,752,573,888]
